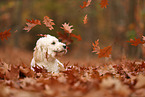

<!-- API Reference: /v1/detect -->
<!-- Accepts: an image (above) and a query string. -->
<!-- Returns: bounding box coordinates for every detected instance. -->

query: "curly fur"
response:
[31,34,67,73]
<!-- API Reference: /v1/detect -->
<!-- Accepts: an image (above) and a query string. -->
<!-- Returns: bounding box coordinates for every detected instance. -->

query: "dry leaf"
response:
[23,19,41,32]
[60,23,74,34]
[80,0,92,9]
[0,29,11,41]
[127,38,145,46]
[99,0,109,8]
[43,16,55,30]
[92,39,100,54]
[83,14,88,24]
[98,46,112,58]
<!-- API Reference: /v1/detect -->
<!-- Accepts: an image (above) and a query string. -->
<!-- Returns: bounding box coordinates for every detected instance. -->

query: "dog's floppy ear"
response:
[34,45,44,62]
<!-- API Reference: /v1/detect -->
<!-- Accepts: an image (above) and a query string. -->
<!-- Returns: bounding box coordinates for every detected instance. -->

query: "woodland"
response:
[0,0,145,97]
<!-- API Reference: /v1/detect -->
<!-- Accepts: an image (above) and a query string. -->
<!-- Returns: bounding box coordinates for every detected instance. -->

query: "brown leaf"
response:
[43,16,55,30]
[60,23,74,34]
[23,19,41,32]
[57,32,73,45]
[70,33,82,41]
[92,39,100,54]
[83,14,88,24]
[127,38,145,46]
[23,23,37,32]
[99,0,109,8]
[0,29,11,41]
[5,64,20,80]
[80,0,92,9]
[98,46,112,58]
[26,19,41,25]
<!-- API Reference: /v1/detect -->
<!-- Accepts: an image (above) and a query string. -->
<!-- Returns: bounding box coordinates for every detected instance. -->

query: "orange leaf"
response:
[80,0,92,9]
[83,14,88,24]
[23,19,41,32]
[57,32,73,45]
[23,23,37,32]
[92,39,100,54]
[43,16,55,30]
[127,38,145,46]
[60,23,74,34]
[37,34,47,37]
[98,46,112,58]
[70,33,82,41]
[99,0,109,8]
[0,29,11,41]
[26,19,41,25]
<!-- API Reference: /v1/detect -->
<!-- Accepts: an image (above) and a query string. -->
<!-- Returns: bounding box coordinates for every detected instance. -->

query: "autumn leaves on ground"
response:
[1,0,145,97]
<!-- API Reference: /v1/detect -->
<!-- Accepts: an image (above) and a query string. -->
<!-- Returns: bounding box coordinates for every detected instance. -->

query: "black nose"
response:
[63,45,66,49]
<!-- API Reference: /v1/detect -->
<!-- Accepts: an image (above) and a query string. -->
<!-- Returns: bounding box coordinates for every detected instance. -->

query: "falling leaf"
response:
[127,38,145,46]
[37,34,47,37]
[80,0,92,9]
[23,23,37,32]
[23,19,41,32]
[83,14,88,24]
[98,46,112,58]
[26,19,41,25]
[92,39,100,54]
[43,16,55,30]
[99,0,109,8]
[57,32,73,45]
[60,23,74,34]
[70,33,82,41]
[0,29,11,41]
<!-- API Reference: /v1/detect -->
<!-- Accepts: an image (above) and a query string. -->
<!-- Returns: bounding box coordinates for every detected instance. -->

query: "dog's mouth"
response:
[54,49,67,56]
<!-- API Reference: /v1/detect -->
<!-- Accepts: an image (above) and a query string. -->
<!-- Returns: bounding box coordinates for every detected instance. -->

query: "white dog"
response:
[31,34,67,73]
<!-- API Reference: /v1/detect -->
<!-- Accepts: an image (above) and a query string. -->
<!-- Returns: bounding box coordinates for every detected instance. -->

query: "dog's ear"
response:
[34,45,44,62]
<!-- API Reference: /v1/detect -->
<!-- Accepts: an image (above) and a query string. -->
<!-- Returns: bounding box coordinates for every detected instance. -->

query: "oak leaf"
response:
[92,39,100,54]
[43,16,55,30]
[98,46,112,58]
[127,38,145,46]
[80,0,92,9]
[60,23,74,34]
[70,33,82,41]
[83,14,88,24]
[0,29,11,41]
[26,19,41,25]
[99,0,109,8]
[57,32,73,45]
[23,23,37,32]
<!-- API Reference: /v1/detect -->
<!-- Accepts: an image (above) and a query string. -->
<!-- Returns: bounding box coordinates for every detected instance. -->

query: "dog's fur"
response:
[31,34,67,73]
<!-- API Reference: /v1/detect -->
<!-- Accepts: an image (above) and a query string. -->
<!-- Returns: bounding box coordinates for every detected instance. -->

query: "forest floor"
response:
[0,46,145,97]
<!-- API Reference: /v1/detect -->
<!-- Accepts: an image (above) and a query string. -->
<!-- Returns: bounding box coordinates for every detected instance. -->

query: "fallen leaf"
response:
[99,0,109,8]
[43,16,55,30]
[0,29,11,41]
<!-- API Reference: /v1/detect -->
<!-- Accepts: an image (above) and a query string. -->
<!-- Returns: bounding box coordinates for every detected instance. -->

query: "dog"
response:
[31,34,67,73]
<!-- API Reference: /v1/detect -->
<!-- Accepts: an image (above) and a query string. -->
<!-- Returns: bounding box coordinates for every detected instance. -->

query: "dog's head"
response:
[34,34,67,60]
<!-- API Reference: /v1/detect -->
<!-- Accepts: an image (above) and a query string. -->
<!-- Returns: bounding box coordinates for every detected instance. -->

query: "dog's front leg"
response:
[56,59,66,71]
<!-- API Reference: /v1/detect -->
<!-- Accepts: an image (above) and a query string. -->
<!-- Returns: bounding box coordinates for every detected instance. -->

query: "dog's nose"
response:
[63,45,66,49]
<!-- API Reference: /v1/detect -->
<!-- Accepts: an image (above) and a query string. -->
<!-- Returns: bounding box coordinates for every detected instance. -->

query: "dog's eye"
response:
[51,41,56,45]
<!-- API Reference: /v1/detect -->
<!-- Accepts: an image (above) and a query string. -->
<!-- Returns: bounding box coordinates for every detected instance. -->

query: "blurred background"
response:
[0,0,145,65]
